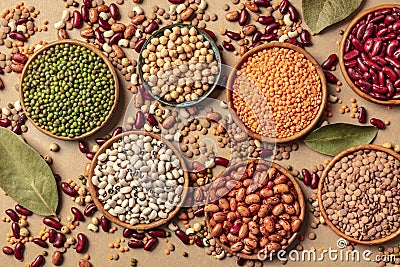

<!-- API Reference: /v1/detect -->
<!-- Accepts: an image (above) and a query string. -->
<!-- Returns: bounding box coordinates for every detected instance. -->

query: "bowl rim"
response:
[88,130,189,231]
[137,23,222,107]
[226,42,328,144]
[318,144,400,245]
[205,159,306,260]
[19,39,119,141]
[339,4,400,105]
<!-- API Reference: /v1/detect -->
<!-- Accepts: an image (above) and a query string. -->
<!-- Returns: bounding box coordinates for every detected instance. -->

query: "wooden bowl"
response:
[205,159,305,260]
[318,144,400,245]
[19,39,119,140]
[339,4,400,105]
[226,42,328,143]
[88,131,189,231]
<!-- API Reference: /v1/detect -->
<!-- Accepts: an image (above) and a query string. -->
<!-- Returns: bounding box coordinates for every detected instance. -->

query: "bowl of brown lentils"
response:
[318,144,400,245]
[138,24,221,107]
[227,42,328,144]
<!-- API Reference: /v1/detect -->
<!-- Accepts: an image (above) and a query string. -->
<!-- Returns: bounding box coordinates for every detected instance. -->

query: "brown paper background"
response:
[0,0,399,266]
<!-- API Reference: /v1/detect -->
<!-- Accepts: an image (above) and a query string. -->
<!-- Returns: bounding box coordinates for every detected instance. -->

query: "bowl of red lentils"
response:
[339,4,400,105]
[227,42,327,143]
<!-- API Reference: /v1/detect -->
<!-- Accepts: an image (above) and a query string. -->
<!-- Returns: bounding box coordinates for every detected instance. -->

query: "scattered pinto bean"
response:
[33,238,48,248]
[14,242,24,260]
[175,230,190,244]
[144,237,158,251]
[242,24,256,36]
[76,233,88,253]
[84,202,97,217]
[124,24,136,39]
[370,118,385,129]
[61,182,78,197]
[245,1,259,13]
[226,11,239,21]
[5,209,19,222]
[43,217,62,230]
[52,251,63,266]
[57,29,69,40]
[80,28,94,39]
[31,255,45,267]
[2,246,13,255]
[11,63,24,73]
[180,7,194,21]
[12,52,28,64]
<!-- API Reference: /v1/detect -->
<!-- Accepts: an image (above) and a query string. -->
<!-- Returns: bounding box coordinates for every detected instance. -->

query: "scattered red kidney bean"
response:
[81,6,89,22]
[257,15,274,25]
[98,18,111,30]
[2,246,13,255]
[110,32,122,46]
[310,173,319,189]
[254,0,270,7]
[78,141,88,153]
[144,237,158,251]
[138,84,153,100]
[175,230,190,245]
[14,242,24,260]
[61,182,78,197]
[94,28,105,43]
[215,157,229,167]
[193,235,204,247]
[0,118,11,127]
[76,233,88,253]
[48,229,57,243]
[135,110,145,129]
[14,204,32,216]
[131,232,146,240]
[33,238,48,248]
[72,10,83,28]
[83,202,97,217]
[15,17,28,25]
[168,0,184,3]
[239,8,249,26]
[9,31,27,42]
[201,28,216,40]
[144,21,159,34]
[43,217,62,230]
[321,54,338,70]
[109,3,120,20]
[301,168,311,185]
[17,113,28,125]
[86,152,95,160]
[226,30,241,41]
[31,255,45,267]
[222,41,235,51]
[146,113,157,126]
[324,71,338,84]
[83,0,91,8]
[12,52,28,64]
[287,5,299,21]
[128,239,144,248]
[122,228,134,238]
[194,207,204,217]
[370,118,385,129]
[112,126,123,137]
[95,138,108,146]
[100,216,111,232]
[358,107,367,123]
[134,38,146,53]
[11,222,20,238]
[299,30,312,46]
[5,209,19,222]
[12,124,22,135]
[71,207,85,222]
[147,229,168,238]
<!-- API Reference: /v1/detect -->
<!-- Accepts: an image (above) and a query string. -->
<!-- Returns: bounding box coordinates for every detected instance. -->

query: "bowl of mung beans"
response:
[227,42,327,143]
[20,39,119,140]
[138,24,221,107]
[88,130,189,230]
[318,144,400,245]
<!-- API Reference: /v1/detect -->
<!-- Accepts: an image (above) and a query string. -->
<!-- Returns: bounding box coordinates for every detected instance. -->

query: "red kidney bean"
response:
[382,66,398,82]
[145,113,157,127]
[230,223,242,235]
[387,80,395,98]
[237,258,246,266]
[94,28,105,43]
[345,60,357,68]
[168,0,184,3]
[86,152,95,160]
[321,54,338,70]
[356,24,367,40]
[84,202,97,217]
[112,126,123,137]
[395,79,400,88]
[76,233,88,253]
[0,118,11,127]
[261,33,277,42]
[343,49,359,61]
[122,228,133,238]
[72,10,82,28]
[95,138,108,146]
[394,50,400,60]
[2,246,13,255]
[5,209,19,222]
[17,113,28,125]
[324,71,338,84]
[71,207,85,222]
[201,28,216,40]
[375,8,392,16]
[61,182,78,197]
[175,230,190,244]
[100,216,111,232]
[53,232,66,248]
[135,110,145,129]
[194,207,204,217]
[148,229,168,238]
[376,28,388,37]
[48,229,57,243]
[372,84,388,94]
[286,37,297,45]
[110,32,122,46]
[128,239,144,248]
[257,15,274,25]
[12,222,20,238]
[193,235,204,247]
[371,38,383,56]
[279,0,289,14]
[15,18,28,25]
[362,24,375,42]
[301,169,311,186]
[386,56,400,68]
[9,31,27,42]
[134,38,146,53]
[287,5,299,21]
[131,232,146,240]
[15,204,32,216]
[138,84,153,100]
[144,237,158,251]
[12,124,22,135]
[310,173,319,189]
[98,18,111,30]
[378,71,385,86]
[386,40,398,57]
[299,30,312,46]
[394,21,400,31]
[222,41,235,51]
[83,0,91,8]
[78,141,88,153]
[33,238,48,248]
[43,217,62,230]
[371,15,385,24]
[357,57,369,73]
[372,56,387,66]
[109,3,120,20]
[384,32,396,41]
[365,58,382,71]
[344,39,351,53]
[370,118,385,129]
[348,68,362,80]
[252,31,262,43]
[358,107,367,123]
[31,255,45,267]
[14,242,24,260]
[355,80,372,92]
[363,38,374,52]
[254,0,270,7]
[144,21,159,34]
[239,8,249,26]
[215,157,229,167]
[226,30,241,40]
[12,52,28,64]
[351,38,364,51]
[265,22,280,34]
[81,6,89,22]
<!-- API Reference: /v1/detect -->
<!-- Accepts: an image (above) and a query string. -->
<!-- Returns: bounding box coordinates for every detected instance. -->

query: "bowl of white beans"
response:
[138,24,221,107]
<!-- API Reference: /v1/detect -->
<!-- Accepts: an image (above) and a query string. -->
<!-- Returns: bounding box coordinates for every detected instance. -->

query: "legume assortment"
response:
[21,42,117,138]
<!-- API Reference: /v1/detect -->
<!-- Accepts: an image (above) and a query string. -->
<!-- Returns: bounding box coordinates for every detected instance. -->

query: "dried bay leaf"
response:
[304,123,378,156]
[302,0,364,34]
[0,127,58,216]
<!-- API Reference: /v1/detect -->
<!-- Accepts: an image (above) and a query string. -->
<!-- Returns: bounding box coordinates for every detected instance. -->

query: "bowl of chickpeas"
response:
[138,24,221,107]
